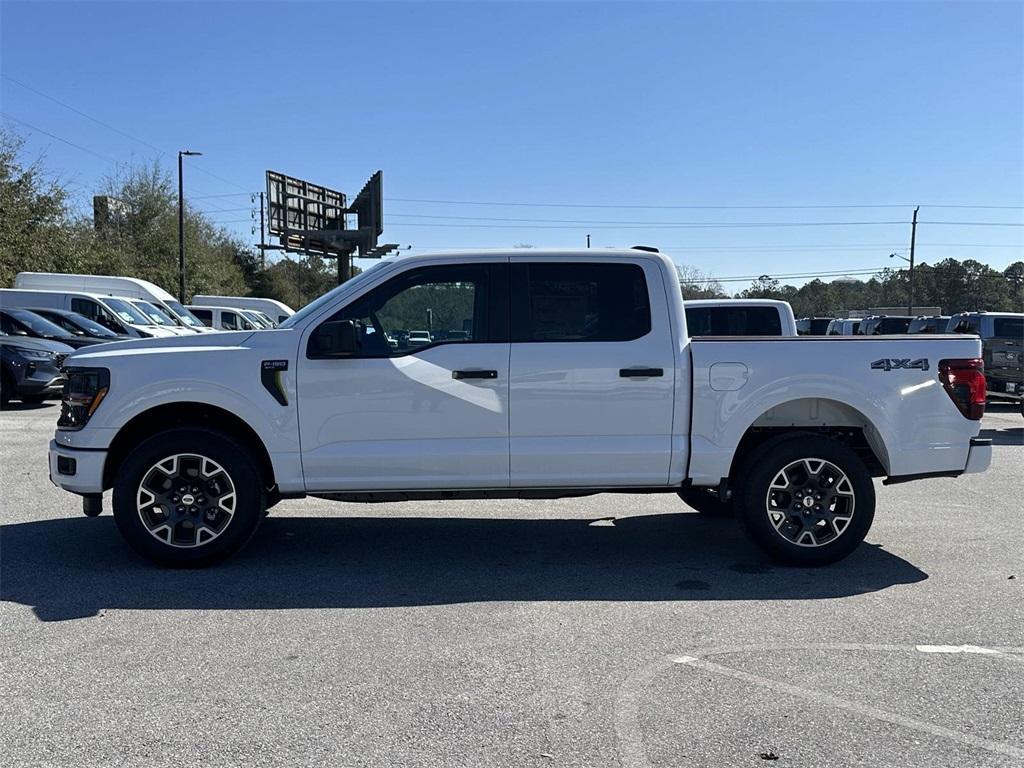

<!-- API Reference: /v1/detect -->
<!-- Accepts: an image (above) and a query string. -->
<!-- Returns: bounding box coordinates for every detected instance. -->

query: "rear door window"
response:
[512,262,650,342]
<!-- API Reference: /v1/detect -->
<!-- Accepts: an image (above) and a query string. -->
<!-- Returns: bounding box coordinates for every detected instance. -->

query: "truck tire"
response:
[677,485,734,516]
[734,434,875,566]
[112,428,266,567]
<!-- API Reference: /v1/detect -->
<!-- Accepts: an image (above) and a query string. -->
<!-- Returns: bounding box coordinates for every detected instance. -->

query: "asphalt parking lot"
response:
[1,403,1021,767]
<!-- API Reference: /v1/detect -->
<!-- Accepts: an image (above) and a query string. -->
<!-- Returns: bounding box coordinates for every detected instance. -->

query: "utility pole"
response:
[259,191,267,270]
[177,150,202,303]
[908,205,919,314]
[586,234,591,249]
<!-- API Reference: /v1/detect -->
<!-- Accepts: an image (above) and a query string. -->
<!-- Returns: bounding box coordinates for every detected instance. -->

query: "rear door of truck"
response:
[507,255,677,486]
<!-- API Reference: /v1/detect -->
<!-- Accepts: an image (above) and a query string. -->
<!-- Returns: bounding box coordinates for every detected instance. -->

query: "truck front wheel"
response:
[735,435,875,566]
[112,428,266,567]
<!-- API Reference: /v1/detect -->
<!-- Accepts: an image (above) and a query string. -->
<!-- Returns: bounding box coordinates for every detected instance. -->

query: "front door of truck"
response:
[297,259,511,492]
[507,257,677,487]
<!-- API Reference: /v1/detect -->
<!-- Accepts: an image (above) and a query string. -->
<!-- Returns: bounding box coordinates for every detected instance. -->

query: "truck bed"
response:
[687,334,985,486]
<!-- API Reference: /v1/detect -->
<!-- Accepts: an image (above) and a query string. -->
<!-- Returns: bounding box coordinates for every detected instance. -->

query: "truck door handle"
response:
[620,367,664,378]
[452,369,498,380]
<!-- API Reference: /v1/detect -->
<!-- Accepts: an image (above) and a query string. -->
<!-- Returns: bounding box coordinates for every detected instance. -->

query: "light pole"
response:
[890,251,914,313]
[178,150,202,303]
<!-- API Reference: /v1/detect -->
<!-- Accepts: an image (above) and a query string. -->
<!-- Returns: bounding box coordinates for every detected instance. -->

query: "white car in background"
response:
[186,305,263,332]
[14,272,212,333]
[826,318,864,336]
[192,295,295,325]
[128,300,195,336]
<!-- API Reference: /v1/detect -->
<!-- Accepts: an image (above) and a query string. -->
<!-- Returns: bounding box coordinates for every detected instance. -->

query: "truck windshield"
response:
[164,299,205,328]
[132,300,176,326]
[104,298,152,325]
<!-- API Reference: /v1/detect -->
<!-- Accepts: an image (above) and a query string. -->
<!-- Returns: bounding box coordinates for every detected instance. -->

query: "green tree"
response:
[0,130,81,285]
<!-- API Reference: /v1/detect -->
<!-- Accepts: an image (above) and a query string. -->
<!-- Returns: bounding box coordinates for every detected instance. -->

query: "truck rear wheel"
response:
[112,428,265,567]
[735,435,875,566]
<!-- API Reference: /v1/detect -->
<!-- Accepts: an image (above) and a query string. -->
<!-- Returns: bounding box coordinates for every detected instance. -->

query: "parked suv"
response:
[858,315,914,335]
[0,308,106,349]
[796,317,833,335]
[947,312,1024,405]
[1,334,72,407]
[907,315,951,334]
[27,308,131,343]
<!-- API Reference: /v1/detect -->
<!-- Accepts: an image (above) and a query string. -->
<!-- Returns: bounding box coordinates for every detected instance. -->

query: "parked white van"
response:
[14,273,212,333]
[0,289,179,338]
[186,305,263,331]
[192,295,294,325]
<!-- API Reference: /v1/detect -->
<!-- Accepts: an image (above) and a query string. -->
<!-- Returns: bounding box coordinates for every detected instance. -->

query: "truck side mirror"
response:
[310,320,359,357]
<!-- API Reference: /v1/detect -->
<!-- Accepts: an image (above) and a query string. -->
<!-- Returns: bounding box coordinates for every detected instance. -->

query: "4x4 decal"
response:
[871,358,929,372]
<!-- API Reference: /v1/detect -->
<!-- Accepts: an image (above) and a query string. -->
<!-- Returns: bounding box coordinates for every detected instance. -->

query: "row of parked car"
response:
[0,272,295,407]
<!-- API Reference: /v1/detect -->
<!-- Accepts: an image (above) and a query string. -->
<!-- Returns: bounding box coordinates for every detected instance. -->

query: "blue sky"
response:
[2,1,1022,287]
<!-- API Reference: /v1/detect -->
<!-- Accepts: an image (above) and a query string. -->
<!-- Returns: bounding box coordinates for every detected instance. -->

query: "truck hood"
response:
[66,330,256,364]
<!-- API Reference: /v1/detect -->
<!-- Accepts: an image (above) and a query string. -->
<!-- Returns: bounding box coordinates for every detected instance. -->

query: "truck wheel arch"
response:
[727,398,890,483]
[102,402,276,493]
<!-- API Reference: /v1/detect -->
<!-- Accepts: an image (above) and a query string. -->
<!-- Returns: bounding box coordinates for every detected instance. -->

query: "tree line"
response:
[680,259,1022,317]
[2,128,1021,317]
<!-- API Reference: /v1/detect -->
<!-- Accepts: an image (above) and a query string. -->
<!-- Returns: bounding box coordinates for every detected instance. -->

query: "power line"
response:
[388,212,908,226]
[3,73,252,193]
[919,221,1024,227]
[189,192,252,200]
[388,221,912,230]
[405,242,1020,251]
[2,73,166,155]
[387,212,1022,227]
[387,196,1024,210]
[0,112,120,165]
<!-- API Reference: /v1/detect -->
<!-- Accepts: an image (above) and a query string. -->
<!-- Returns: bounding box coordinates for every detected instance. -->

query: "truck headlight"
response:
[58,367,110,430]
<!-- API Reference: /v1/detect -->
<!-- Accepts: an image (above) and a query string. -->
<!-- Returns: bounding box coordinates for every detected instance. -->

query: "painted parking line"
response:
[615,643,1024,768]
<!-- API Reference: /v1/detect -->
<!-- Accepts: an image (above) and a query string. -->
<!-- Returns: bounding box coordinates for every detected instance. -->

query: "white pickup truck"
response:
[49,249,992,567]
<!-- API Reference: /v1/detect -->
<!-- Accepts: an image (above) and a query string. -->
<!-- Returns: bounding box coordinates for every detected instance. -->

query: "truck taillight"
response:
[938,358,986,420]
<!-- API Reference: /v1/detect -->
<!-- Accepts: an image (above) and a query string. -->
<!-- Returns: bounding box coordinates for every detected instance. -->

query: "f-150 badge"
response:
[871,358,929,371]
[261,359,289,405]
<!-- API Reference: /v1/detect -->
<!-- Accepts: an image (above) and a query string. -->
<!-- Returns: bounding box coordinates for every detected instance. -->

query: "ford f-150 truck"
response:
[49,249,992,567]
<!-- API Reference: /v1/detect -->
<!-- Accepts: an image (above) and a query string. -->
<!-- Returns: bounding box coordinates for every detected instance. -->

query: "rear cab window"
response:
[685,306,782,336]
